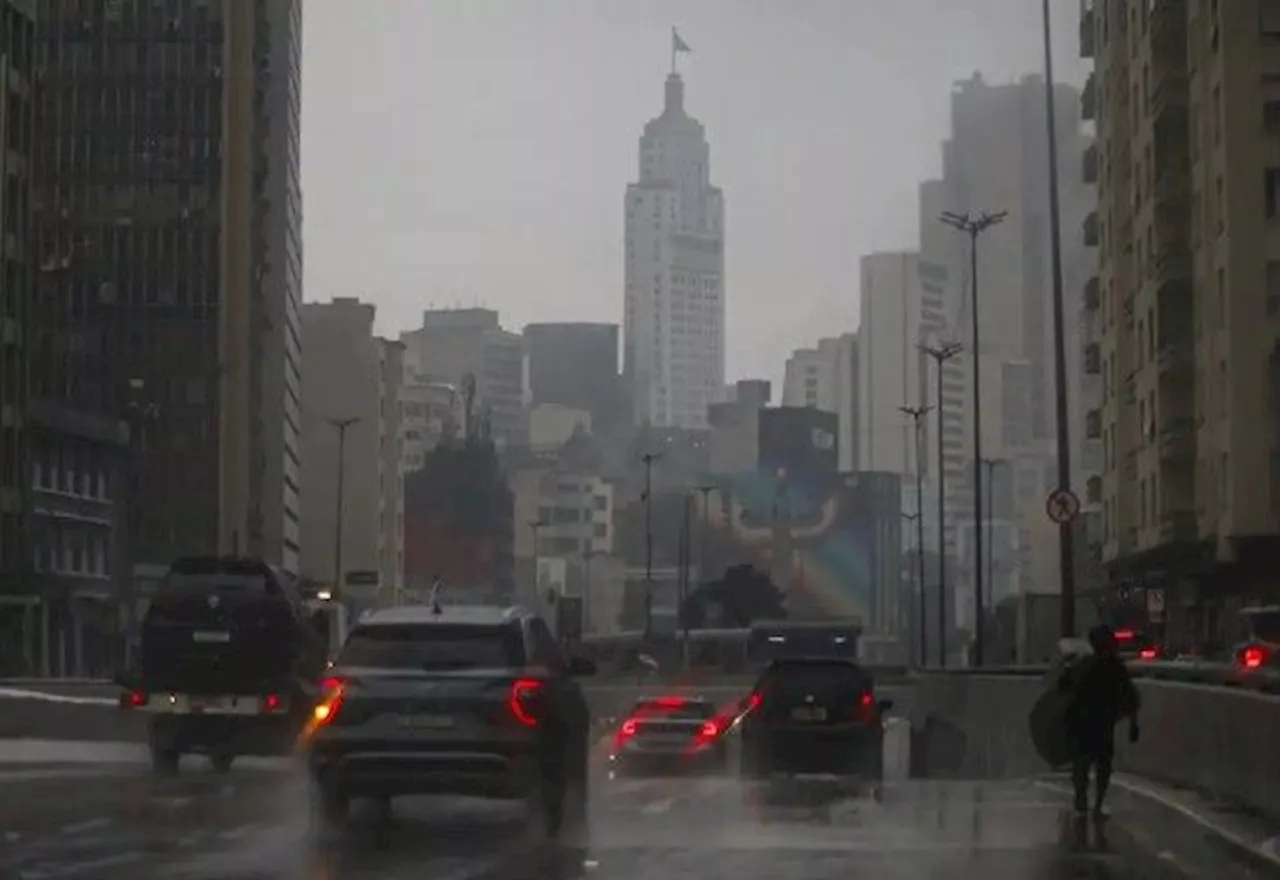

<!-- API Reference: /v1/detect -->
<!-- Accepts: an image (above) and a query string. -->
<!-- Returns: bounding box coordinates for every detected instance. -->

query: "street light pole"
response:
[920,341,963,667]
[980,457,1006,625]
[693,483,716,588]
[639,452,663,640]
[899,404,931,667]
[327,417,361,600]
[940,209,1006,667]
[1042,0,1077,638]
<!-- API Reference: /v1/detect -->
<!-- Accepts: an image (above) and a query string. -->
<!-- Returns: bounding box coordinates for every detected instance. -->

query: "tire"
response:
[311,784,348,830]
[150,744,180,777]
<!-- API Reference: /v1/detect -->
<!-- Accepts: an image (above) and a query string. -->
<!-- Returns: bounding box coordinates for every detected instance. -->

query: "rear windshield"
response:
[632,699,715,720]
[760,661,867,698]
[338,623,524,670]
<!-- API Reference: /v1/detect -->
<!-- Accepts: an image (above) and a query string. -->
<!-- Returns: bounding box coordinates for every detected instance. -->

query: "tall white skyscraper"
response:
[623,73,725,429]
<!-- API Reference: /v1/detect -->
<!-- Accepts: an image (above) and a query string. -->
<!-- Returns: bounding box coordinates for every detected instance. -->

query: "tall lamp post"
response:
[920,341,963,666]
[1042,0,1078,638]
[980,457,1007,630]
[327,417,361,599]
[900,404,931,667]
[639,451,663,640]
[940,209,1006,667]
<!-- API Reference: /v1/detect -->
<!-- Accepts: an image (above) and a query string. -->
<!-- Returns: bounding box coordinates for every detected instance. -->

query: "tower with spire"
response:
[622,37,725,430]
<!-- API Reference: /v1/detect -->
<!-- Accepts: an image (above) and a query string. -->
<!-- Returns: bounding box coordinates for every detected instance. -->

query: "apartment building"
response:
[782,334,857,471]
[1085,0,1280,638]
[299,299,404,608]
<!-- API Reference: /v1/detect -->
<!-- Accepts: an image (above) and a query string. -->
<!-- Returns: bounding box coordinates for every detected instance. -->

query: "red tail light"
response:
[509,678,544,727]
[122,690,148,709]
[856,691,875,723]
[311,677,345,726]
[744,691,762,713]
[319,676,343,694]
[613,716,639,752]
[1137,647,1157,660]
[1239,644,1268,670]
[653,695,686,708]
[261,693,282,713]
[1114,628,1136,641]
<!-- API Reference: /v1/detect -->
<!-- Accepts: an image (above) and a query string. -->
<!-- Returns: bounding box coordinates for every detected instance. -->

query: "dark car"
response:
[302,603,595,850]
[738,657,891,800]
[121,556,328,774]
[608,695,729,777]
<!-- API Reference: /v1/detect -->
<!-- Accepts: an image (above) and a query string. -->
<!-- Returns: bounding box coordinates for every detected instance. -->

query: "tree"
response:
[683,563,787,629]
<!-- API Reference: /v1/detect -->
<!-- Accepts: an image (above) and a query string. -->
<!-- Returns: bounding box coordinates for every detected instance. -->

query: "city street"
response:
[0,741,1261,880]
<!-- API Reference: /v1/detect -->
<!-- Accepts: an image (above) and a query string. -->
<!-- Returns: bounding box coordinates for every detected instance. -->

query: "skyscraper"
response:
[30,1,304,573]
[623,70,725,429]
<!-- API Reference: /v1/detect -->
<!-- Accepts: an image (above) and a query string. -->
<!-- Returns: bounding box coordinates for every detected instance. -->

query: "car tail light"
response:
[1238,644,1268,670]
[613,716,639,751]
[509,678,544,727]
[121,690,148,709]
[653,695,686,708]
[261,693,282,713]
[744,691,763,713]
[1137,647,1157,660]
[1114,628,1136,641]
[856,691,875,723]
[311,678,345,724]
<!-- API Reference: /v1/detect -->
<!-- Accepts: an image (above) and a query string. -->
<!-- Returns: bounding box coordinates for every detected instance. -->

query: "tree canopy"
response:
[682,563,786,629]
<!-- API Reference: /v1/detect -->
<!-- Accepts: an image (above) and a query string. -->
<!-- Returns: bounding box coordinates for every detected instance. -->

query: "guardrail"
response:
[915,659,1280,695]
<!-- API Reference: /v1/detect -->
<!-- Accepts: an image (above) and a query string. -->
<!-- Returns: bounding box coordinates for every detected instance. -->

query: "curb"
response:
[1034,775,1280,874]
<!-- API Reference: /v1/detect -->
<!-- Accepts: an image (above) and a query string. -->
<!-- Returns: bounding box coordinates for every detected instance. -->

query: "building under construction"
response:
[402,376,514,601]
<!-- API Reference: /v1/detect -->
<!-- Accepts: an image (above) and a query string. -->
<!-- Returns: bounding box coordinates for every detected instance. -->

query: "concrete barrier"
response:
[912,671,1280,823]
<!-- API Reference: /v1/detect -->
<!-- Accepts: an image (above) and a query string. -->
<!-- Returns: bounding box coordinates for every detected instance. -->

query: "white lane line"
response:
[0,687,116,707]
[59,818,112,836]
[641,797,676,815]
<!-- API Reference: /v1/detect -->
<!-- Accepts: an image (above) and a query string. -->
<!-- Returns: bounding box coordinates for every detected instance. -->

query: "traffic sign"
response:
[1045,488,1081,525]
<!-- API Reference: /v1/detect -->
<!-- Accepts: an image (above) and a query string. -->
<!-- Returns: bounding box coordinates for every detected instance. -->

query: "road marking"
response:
[641,797,676,815]
[59,818,112,836]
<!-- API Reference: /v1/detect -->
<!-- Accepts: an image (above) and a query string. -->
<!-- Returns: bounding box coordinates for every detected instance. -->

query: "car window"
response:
[338,623,525,670]
[759,661,867,701]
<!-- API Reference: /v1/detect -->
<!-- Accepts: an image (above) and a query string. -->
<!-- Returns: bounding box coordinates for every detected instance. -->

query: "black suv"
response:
[303,603,595,848]
[738,657,891,799]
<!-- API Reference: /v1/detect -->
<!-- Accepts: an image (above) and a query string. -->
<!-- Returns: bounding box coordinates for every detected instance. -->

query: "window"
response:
[1267,262,1280,315]
[339,624,524,670]
[1266,168,1280,220]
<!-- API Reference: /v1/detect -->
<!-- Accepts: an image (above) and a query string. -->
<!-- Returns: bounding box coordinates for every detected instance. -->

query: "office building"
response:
[1084,0,1280,638]
[400,308,525,450]
[623,71,725,429]
[299,299,404,609]
[524,322,622,434]
[29,0,304,574]
[858,252,924,476]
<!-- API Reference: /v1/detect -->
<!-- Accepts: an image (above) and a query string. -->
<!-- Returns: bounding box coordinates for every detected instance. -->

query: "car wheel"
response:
[311,784,348,830]
[208,751,235,774]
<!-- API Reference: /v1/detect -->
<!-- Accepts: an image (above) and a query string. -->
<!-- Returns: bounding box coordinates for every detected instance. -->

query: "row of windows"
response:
[31,523,110,578]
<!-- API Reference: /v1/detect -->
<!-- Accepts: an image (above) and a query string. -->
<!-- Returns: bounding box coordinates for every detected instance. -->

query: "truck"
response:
[118,556,330,775]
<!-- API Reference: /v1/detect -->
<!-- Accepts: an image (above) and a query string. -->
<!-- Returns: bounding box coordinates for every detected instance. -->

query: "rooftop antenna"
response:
[429,576,444,614]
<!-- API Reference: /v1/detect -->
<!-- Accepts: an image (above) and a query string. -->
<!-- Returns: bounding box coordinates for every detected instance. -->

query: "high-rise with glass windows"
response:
[30,0,303,574]
[623,72,725,429]
[1083,0,1280,639]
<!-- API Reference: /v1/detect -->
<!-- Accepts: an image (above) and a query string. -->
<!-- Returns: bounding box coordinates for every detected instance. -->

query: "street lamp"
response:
[1042,0,1078,638]
[980,457,1008,625]
[940,208,1006,667]
[919,340,963,667]
[327,417,361,598]
[639,451,663,640]
[900,404,931,667]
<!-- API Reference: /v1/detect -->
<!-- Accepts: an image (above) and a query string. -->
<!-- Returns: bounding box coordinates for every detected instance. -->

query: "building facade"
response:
[29,0,304,573]
[623,72,725,429]
[298,298,404,608]
[1084,0,1280,646]
[523,322,622,435]
[400,308,525,450]
[858,252,923,476]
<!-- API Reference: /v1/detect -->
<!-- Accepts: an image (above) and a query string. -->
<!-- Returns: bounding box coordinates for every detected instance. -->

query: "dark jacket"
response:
[1060,653,1140,736]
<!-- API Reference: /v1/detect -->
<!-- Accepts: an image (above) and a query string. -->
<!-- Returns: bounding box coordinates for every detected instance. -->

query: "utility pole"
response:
[920,341,963,667]
[639,451,663,640]
[677,491,694,666]
[940,209,1006,667]
[900,404,931,667]
[980,457,1005,637]
[328,417,361,600]
[1043,0,1077,639]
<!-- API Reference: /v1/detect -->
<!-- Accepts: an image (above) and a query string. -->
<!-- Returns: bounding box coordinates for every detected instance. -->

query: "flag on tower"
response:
[672,28,692,54]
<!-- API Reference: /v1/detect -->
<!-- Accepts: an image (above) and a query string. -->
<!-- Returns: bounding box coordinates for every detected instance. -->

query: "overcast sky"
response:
[301,1,1087,388]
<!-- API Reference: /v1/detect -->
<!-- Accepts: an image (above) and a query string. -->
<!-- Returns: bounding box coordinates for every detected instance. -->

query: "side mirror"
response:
[567,656,597,677]
[876,699,894,713]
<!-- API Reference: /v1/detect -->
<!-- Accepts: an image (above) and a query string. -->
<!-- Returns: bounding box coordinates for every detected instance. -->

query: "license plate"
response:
[192,631,231,643]
[397,714,454,730]
[792,706,827,722]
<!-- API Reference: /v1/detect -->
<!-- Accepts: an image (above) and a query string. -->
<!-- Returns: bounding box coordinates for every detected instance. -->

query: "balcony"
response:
[1086,408,1102,439]
[1082,211,1099,248]
[1158,417,1195,462]
[1081,72,1096,121]
[1080,1,1096,59]
[1158,510,1197,544]
[1083,274,1100,309]
[1082,142,1099,184]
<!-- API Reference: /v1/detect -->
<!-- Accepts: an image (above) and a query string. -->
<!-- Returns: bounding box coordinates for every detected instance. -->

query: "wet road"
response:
[0,747,1263,879]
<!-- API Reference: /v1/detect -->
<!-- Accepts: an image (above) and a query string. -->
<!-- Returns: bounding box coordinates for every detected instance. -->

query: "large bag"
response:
[1028,639,1093,769]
